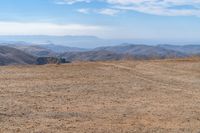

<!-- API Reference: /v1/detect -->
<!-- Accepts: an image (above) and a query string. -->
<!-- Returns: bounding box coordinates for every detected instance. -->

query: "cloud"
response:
[109,0,200,16]
[77,8,120,16]
[77,8,90,14]
[55,0,91,5]
[98,8,120,16]
[0,21,105,36]
[57,0,200,16]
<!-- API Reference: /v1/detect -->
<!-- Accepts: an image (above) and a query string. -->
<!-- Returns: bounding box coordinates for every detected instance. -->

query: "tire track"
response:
[99,62,190,89]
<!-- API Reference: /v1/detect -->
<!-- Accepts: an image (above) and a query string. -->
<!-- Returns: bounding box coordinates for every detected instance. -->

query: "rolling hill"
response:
[11,45,56,57]
[0,42,200,64]
[158,44,200,55]
[59,50,128,61]
[0,46,36,65]
[60,44,188,62]
[1,43,87,57]
[94,44,187,59]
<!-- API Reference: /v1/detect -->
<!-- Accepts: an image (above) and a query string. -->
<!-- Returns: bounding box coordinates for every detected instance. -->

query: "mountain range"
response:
[0,41,200,66]
[0,35,105,48]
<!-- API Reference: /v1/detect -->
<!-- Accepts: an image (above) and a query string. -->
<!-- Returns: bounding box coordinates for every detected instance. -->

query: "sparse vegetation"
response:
[36,57,68,65]
[0,59,200,132]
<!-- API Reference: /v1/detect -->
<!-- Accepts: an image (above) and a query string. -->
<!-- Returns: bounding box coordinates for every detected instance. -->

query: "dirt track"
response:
[0,59,200,133]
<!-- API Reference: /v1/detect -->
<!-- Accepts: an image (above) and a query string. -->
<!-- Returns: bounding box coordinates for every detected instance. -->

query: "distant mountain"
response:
[0,42,88,57]
[60,50,129,62]
[158,44,200,55]
[0,35,104,48]
[0,46,36,65]
[0,42,199,65]
[58,44,200,62]
[94,44,187,59]
[10,45,56,57]
[40,44,87,53]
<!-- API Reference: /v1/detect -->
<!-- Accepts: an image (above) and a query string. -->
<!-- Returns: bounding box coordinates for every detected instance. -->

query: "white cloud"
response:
[55,0,91,5]
[77,8,120,16]
[57,0,200,16]
[77,8,90,14]
[0,21,105,36]
[98,8,120,16]
[108,0,200,16]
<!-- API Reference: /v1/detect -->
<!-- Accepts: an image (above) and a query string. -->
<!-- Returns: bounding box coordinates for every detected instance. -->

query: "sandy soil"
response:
[0,59,200,133]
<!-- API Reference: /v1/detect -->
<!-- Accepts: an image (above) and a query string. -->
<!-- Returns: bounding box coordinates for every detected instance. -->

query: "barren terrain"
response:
[0,59,200,133]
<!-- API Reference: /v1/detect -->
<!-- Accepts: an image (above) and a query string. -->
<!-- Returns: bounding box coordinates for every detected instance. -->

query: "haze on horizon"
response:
[0,0,200,46]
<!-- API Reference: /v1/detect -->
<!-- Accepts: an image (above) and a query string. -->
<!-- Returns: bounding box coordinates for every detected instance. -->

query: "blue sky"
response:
[0,0,200,43]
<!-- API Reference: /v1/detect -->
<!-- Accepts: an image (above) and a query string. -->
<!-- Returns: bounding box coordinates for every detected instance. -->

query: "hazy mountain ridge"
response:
[11,45,56,57]
[60,44,191,62]
[59,50,130,62]
[0,42,87,57]
[0,46,67,66]
[0,46,36,65]
[158,44,200,55]
[0,35,104,48]
[41,44,87,53]
[0,42,200,65]
[94,44,187,59]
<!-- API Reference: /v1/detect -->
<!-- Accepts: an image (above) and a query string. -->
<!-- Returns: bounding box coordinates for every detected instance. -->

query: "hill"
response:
[2,43,87,57]
[41,44,87,53]
[0,46,36,65]
[0,46,67,66]
[60,44,189,62]
[94,44,187,59]
[0,43,200,63]
[11,45,56,57]
[59,50,130,61]
[158,44,200,55]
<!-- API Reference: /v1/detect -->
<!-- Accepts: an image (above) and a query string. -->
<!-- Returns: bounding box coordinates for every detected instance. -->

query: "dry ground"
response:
[0,59,200,133]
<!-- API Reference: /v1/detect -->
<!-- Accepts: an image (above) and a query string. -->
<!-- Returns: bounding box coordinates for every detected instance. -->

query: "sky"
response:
[0,0,200,43]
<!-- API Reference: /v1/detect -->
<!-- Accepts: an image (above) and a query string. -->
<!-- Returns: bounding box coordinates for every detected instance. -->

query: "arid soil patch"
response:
[0,59,200,133]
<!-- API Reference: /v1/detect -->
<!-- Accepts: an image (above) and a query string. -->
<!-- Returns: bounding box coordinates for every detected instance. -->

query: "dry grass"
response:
[0,59,200,133]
